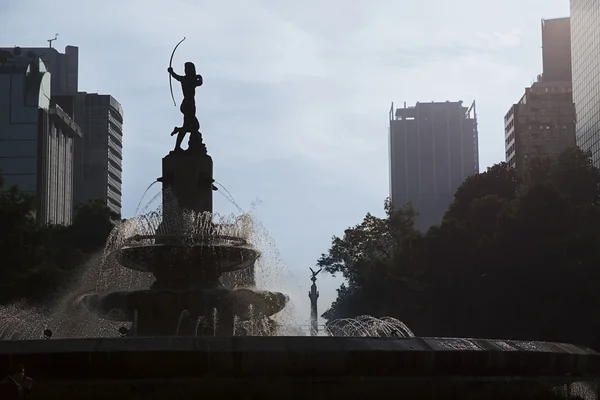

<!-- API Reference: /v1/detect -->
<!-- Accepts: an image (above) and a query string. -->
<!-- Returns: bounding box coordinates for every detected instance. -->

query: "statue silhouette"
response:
[310,267,322,283]
[167,61,203,152]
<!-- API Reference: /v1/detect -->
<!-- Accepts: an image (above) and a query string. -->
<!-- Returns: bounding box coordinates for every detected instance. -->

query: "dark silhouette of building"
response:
[541,18,572,83]
[0,45,79,96]
[570,1,600,166]
[504,18,576,173]
[389,101,479,231]
[1,44,124,215]
[73,93,123,215]
[0,50,82,225]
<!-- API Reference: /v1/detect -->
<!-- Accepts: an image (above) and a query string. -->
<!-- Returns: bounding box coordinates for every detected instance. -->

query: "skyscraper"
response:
[3,44,124,215]
[541,18,572,83]
[504,81,575,172]
[504,18,576,173]
[73,93,123,215]
[0,50,82,225]
[389,101,479,231]
[570,0,600,166]
[0,45,78,95]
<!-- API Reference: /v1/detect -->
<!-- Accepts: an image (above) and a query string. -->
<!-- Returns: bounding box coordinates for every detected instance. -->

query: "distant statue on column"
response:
[309,267,322,337]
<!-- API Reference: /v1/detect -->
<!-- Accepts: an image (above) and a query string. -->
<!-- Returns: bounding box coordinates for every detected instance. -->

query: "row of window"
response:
[571,0,600,166]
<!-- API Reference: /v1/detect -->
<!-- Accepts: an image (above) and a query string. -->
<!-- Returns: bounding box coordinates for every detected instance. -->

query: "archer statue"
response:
[167,37,205,153]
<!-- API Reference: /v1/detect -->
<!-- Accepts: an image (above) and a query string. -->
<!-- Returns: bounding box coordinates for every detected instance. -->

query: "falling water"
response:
[214,180,244,212]
[133,181,160,215]
[0,190,415,340]
[325,316,415,337]
[0,251,153,339]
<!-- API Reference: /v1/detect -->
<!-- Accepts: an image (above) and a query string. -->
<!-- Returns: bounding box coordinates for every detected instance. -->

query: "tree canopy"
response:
[319,148,600,348]
[0,171,119,305]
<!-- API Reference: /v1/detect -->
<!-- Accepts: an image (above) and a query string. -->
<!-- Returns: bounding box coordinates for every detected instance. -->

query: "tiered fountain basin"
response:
[1,337,599,399]
[82,288,288,322]
[82,232,289,336]
[114,233,258,281]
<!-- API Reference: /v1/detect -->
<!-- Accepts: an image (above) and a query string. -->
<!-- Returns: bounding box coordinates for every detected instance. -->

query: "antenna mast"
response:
[47,33,59,48]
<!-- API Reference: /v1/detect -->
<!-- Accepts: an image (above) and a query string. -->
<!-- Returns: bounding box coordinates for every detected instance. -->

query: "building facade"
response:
[73,93,123,215]
[2,45,124,215]
[504,18,576,172]
[504,81,576,172]
[389,101,479,231]
[571,0,600,166]
[0,50,81,225]
[0,45,78,96]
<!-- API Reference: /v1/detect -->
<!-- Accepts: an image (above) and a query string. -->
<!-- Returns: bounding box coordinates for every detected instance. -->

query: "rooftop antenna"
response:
[47,33,59,48]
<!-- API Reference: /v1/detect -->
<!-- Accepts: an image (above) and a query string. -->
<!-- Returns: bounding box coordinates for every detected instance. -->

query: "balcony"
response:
[108,163,122,181]
[108,151,122,167]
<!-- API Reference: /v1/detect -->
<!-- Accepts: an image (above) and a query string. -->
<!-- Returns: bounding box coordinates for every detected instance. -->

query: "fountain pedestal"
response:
[159,151,213,231]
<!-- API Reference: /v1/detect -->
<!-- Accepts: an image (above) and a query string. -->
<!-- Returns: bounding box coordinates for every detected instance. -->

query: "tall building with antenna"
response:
[0,44,79,96]
[0,43,124,216]
[389,101,479,231]
[504,18,575,174]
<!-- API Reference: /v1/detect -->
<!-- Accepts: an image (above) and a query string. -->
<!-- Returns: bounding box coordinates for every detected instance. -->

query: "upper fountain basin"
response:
[113,240,259,281]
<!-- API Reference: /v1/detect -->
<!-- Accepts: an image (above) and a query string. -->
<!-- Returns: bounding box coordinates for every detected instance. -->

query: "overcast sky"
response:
[1,0,570,328]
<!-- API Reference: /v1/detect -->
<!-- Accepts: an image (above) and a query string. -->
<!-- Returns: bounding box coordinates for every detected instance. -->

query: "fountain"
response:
[0,54,600,399]
[77,57,290,338]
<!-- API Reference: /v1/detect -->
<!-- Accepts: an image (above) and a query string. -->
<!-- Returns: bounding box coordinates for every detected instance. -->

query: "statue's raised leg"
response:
[174,129,187,152]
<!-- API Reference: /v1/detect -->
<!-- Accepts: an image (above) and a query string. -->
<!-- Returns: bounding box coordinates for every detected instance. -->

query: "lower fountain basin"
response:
[82,288,289,323]
[1,337,598,399]
[114,243,259,280]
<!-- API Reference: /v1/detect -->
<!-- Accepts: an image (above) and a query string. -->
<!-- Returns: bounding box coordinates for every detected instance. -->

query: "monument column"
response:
[309,268,322,337]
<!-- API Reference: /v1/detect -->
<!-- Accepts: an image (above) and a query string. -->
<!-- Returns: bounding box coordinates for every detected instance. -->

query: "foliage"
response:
[319,148,600,349]
[0,171,119,304]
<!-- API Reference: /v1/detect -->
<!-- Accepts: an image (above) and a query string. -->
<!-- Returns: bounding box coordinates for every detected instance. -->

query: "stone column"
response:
[158,151,214,236]
[309,281,319,336]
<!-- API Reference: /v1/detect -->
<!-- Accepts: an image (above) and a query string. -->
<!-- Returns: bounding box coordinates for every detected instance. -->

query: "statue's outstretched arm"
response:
[167,68,183,82]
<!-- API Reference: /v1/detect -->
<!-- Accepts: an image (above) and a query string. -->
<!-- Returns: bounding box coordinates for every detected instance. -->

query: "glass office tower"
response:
[571,0,600,164]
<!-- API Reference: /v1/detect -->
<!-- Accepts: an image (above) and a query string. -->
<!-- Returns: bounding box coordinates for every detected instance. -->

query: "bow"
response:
[169,37,186,106]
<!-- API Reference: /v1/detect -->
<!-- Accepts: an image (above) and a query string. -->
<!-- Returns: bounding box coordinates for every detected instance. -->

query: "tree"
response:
[317,200,426,320]
[0,171,46,302]
[69,198,120,253]
[319,148,600,349]
[444,162,517,221]
[0,170,119,305]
